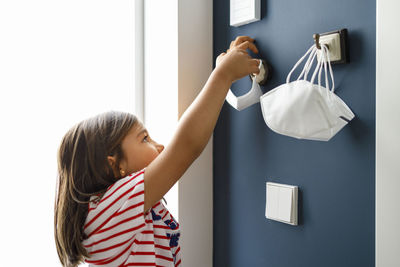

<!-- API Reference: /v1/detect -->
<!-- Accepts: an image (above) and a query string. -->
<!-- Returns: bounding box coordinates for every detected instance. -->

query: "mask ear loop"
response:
[317,44,331,91]
[317,45,326,90]
[253,58,264,82]
[324,45,335,93]
[286,45,315,84]
[225,59,264,110]
[323,45,329,90]
[257,58,263,70]
[303,48,318,81]
[319,45,335,101]
[322,45,332,101]
[310,45,324,85]
[318,45,336,103]
[297,46,318,81]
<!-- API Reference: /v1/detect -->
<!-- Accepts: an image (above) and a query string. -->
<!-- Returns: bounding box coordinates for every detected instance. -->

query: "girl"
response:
[54,36,260,267]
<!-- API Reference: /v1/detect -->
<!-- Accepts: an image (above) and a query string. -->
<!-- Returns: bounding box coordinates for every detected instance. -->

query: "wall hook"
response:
[313,33,329,50]
[312,29,349,64]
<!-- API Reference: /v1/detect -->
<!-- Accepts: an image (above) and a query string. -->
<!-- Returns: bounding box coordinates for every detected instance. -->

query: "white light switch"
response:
[265,182,298,225]
[277,186,293,222]
[266,184,279,218]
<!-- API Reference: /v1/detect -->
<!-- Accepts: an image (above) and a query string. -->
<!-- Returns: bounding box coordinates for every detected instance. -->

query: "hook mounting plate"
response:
[315,28,349,64]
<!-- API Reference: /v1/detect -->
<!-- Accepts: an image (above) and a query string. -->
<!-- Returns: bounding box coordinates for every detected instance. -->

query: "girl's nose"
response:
[156,143,164,153]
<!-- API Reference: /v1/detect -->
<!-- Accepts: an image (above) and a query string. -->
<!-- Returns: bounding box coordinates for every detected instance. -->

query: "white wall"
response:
[376,0,400,266]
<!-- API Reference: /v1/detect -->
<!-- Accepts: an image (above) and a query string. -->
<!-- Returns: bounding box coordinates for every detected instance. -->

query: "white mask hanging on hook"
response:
[260,44,355,141]
[225,59,265,111]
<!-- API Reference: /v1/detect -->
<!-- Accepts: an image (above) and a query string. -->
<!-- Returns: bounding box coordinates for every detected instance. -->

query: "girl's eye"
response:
[143,135,149,142]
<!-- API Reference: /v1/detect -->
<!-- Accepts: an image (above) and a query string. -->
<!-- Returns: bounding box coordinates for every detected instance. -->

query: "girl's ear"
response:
[107,156,119,178]
[107,156,116,168]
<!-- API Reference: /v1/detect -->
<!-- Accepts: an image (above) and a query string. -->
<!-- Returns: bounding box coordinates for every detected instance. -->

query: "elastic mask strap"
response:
[286,45,315,84]
[225,61,263,111]
[297,47,318,81]
[317,45,330,91]
[257,58,263,70]
[310,48,323,85]
[323,45,329,91]
[302,48,318,81]
[317,44,335,93]
[317,45,326,89]
[324,45,335,93]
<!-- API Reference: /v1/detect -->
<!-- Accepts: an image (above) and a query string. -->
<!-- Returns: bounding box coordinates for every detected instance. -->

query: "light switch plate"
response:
[266,182,298,225]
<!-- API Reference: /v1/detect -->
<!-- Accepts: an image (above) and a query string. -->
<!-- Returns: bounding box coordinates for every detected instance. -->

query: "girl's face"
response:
[112,121,164,176]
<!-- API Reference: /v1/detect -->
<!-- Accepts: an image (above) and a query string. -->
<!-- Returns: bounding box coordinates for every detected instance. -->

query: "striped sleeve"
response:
[82,170,146,265]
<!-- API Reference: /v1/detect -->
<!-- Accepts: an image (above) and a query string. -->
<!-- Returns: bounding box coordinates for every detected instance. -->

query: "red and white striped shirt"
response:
[82,170,181,267]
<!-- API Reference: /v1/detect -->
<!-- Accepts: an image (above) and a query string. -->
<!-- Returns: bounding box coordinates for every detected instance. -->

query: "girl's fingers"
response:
[252,59,261,74]
[235,48,249,55]
[236,51,260,74]
[232,36,255,46]
[236,41,259,54]
[234,50,260,73]
[229,36,258,54]
[216,44,261,80]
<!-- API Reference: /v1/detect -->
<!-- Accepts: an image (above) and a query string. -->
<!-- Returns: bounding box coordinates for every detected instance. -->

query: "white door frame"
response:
[376,0,400,266]
[177,1,214,266]
[143,1,213,266]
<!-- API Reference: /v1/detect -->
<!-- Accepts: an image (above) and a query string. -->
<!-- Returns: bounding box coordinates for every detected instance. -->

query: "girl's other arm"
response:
[144,36,260,212]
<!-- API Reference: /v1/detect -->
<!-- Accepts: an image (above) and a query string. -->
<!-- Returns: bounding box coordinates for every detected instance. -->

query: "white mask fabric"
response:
[225,59,264,111]
[260,44,355,141]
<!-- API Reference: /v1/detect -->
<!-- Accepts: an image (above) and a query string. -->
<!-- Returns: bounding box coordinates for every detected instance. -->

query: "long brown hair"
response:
[54,111,138,267]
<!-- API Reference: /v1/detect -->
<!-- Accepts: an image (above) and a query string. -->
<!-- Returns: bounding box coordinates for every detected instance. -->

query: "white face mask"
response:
[225,60,265,111]
[260,44,355,141]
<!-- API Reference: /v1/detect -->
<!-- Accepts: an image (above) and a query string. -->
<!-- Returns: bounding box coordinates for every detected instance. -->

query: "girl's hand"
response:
[215,36,260,83]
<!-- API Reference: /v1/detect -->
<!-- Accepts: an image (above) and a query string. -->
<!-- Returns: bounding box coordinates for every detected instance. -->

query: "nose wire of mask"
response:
[225,59,264,111]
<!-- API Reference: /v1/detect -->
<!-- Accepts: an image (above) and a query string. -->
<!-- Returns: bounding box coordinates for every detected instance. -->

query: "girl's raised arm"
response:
[143,36,260,212]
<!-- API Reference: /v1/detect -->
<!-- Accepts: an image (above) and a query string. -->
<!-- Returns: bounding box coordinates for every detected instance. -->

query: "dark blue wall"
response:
[213,1,376,266]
